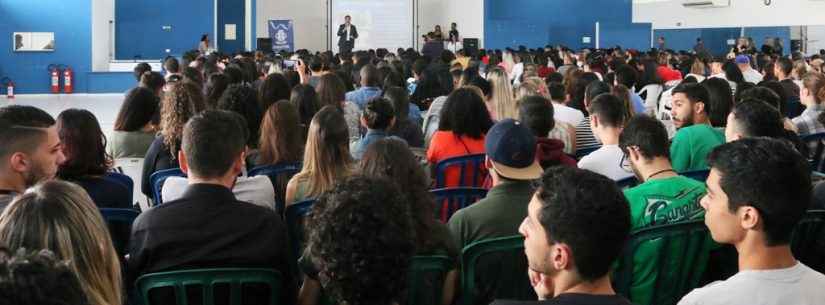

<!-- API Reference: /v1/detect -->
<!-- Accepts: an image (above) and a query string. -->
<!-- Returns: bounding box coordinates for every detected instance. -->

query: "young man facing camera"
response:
[493,167,633,305]
[678,138,825,305]
[669,83,725,172]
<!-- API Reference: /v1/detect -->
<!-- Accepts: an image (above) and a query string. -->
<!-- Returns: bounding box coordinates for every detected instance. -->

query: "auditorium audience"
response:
[548,81,584,126]
[258,72,292,112]
[129,110,295,304]
[0,180,122,305]
[305,176,415,305]
[493,166,632,305]
[736,55,763,84]
[351,98,399,160]
[487,67,518,120]
[56,109,131,209]
[385,86,425,147]
[618,115,707,304]
[575,81,611,153]
[678,138,825,305]
[217,83,263,149]
[316,73,362,143]
[204,73,230,109]
[669,83,725,172]
[285,106,353,205]
[448,118,543,248]
[793,72,825,136]
[577,94,633,181]
[346,64,383,109]
[139,71,166,98]
[141,81,205,197]
[0,105,64,212]
[109,87,158,158]
[518,96,576,168]
[0,247,88,305]
[700,78,734,128]
[290,84,322,137]
[427,88,493,187]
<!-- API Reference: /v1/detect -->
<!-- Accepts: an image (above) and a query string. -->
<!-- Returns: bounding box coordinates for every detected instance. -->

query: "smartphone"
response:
[283,60,297,69]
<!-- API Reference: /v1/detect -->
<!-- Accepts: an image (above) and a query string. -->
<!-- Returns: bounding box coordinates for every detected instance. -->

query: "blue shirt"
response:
[346,87,383,110]
[630,92,646,114]
[409,104,423,125]
[350,130,405,160]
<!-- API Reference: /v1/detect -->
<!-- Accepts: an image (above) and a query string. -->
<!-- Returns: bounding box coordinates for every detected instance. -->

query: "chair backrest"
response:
[613,220,714,305]
[249,163,302,214]
[149,168,186,205]
[285,199,317,262]
[99,208,140,258]
[136,268,282,305]
[802,133,825,172]
[461,235,535,305]
[430,187,488,223]
[791,210,825,274]
[114,158,148,210]
[434,153,487,188]
[407,255,452,305]
[679,169,710,182]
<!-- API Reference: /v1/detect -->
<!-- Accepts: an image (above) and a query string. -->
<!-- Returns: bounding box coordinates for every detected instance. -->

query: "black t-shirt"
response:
[491,293,635,305]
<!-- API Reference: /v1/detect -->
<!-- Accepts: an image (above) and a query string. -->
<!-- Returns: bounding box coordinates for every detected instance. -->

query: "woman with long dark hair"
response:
[109,87,158,158]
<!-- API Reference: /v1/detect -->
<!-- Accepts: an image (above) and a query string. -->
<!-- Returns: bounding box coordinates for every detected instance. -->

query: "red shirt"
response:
[427,131,487,188]
[657,66,683,82]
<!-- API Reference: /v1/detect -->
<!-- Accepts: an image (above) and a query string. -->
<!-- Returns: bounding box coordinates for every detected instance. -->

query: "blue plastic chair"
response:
[680,169,710,182]
[149,168,186,206]
[434,154,487,188]
[430,187,488,223]
[803,133,825,172]
[99,208,140,257]
[285,199,316,262]
[105,172,134,193]
[249,163,302,214]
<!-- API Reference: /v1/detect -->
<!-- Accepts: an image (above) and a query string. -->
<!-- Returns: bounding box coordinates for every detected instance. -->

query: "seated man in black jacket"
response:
[128,110,295,304]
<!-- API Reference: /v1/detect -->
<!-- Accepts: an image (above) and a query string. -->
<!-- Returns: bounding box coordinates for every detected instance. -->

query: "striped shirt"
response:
[575,116,601,153]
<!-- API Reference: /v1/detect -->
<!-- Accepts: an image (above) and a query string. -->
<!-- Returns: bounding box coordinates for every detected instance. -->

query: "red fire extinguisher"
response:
[48,64,60,94]
[1,77,13,99]
[63,66,73,94]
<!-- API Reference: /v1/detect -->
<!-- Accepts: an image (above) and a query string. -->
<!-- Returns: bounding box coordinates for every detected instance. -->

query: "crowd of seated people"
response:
[3,39,825,305]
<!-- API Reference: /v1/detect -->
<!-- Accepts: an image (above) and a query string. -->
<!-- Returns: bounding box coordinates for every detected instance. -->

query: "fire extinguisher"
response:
[1,77,13,99]
[63,65,73,94]
[48,64,60,94]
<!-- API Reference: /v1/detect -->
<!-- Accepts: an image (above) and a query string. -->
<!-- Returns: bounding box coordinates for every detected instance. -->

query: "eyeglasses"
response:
[619,151,633,173]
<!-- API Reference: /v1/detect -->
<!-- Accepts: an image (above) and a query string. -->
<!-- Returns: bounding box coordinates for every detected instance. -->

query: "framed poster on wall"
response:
[13,32,55,52]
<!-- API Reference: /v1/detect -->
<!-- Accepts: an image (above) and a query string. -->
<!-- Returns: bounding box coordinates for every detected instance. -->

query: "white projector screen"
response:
[331,0,414,52]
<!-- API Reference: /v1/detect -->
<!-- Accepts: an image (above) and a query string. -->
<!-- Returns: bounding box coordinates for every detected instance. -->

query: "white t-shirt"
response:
[162,176,276,210]
[678,262,825,305]
[743,68,764,84]
[552,102,585,126]
[577,144,633,181]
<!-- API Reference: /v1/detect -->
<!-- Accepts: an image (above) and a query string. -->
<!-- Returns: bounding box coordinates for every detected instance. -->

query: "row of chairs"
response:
[125,211,825,305]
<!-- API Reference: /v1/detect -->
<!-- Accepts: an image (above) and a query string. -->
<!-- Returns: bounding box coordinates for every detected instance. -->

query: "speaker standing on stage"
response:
[337,15,358,55]
[449,23,459,43]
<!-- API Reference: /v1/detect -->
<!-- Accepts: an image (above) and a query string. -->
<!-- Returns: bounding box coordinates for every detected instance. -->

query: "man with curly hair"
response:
[306,176,415,305]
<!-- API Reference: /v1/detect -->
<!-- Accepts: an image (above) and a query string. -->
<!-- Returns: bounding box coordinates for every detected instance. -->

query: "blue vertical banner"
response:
[268,20,294,52]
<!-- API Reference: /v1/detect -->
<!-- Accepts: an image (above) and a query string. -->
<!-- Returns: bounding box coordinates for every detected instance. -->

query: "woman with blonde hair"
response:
[285,106,353,205]
[486,67,517,120]
[0,180,122,305]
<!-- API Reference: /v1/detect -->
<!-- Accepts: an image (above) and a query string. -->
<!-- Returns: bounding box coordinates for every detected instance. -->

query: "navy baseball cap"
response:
[484,119,543,180]
[735,55,750,64]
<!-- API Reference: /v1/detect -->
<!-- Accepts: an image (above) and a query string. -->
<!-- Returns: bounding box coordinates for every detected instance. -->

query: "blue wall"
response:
[655,27,790,56]
[116,0,214,59]
[484,0,648,50]
[217,0,245,54]
[0,0,92,94]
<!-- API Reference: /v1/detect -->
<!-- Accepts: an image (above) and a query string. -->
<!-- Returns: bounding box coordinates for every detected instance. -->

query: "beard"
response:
[23,160,51,188]
[675,111,695,129]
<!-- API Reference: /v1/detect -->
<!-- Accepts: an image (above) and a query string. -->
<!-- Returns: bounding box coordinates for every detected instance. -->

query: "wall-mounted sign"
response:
[13,32,54,52]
